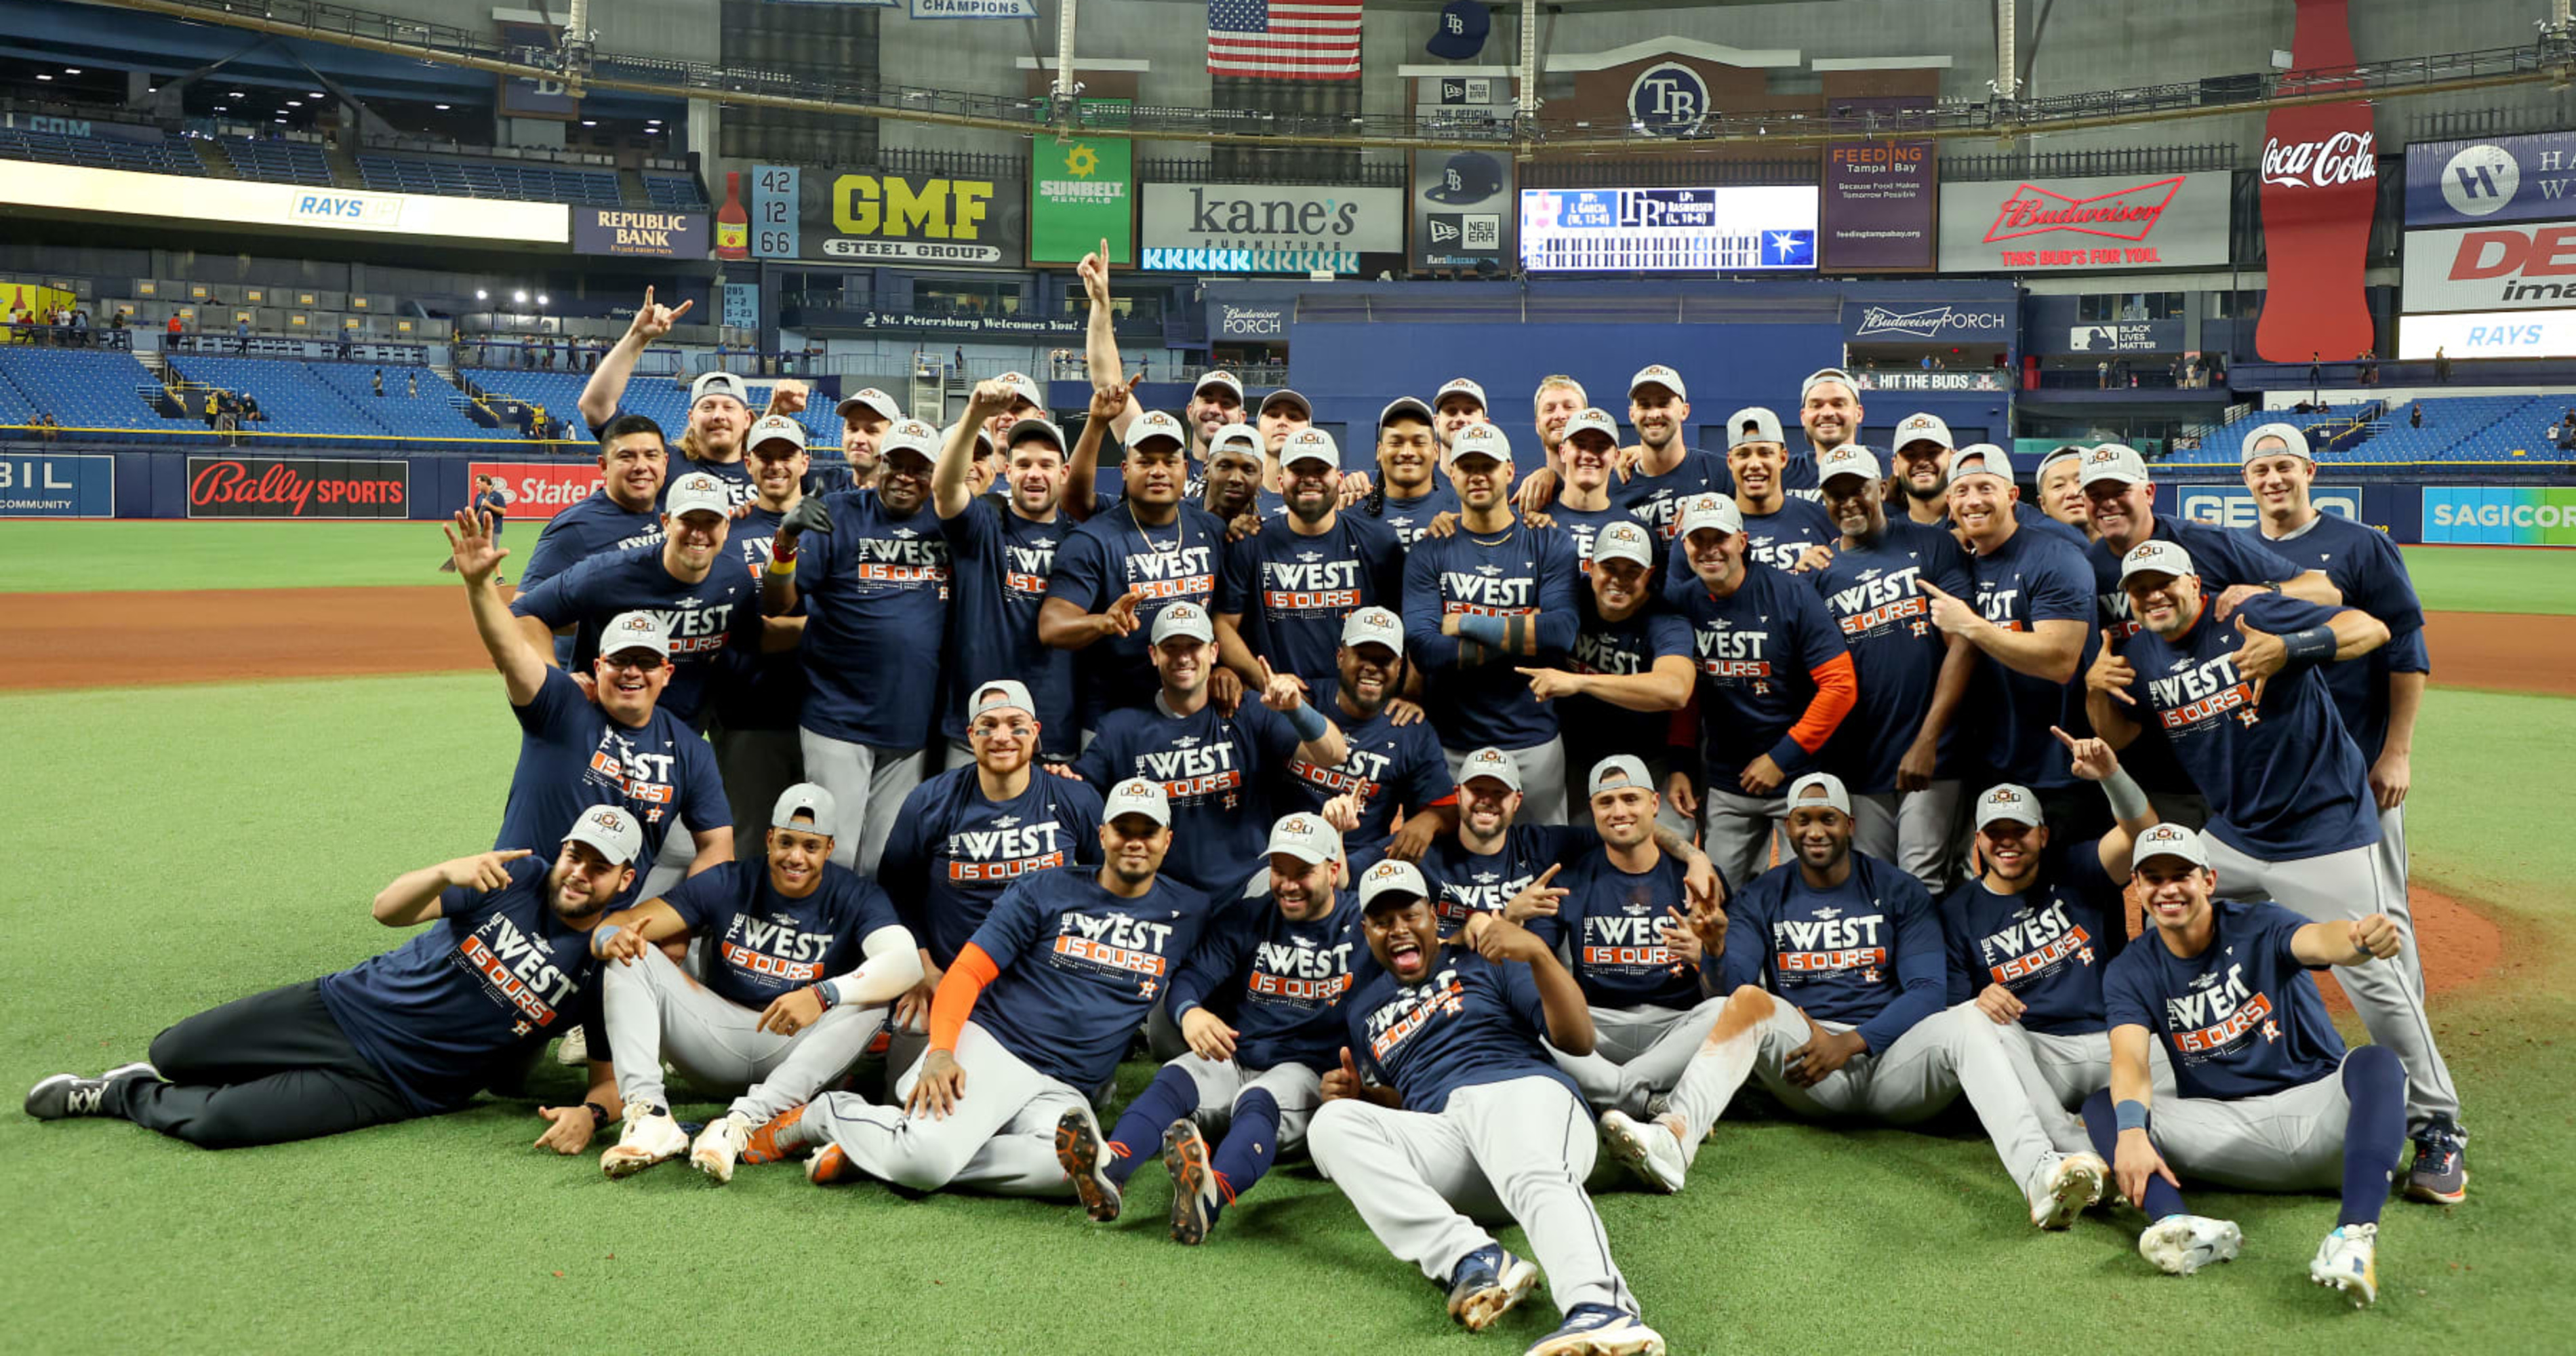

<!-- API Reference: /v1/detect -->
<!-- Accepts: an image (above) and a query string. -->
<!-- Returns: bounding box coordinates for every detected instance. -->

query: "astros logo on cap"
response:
[618,616,652,634]
[2089,447,2120,464]
[1986,788,2021,805]
[1116,778,1157,797]
[589,809,623,831]
[1169,603,1199,620]
[1367,861,1407,881]
[1283,817,1312,834]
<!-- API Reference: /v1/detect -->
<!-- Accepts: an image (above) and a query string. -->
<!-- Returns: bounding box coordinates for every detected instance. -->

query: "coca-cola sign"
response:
[1938,172,2229,273]
[186,456,409,519]
[2260,130,2377,189]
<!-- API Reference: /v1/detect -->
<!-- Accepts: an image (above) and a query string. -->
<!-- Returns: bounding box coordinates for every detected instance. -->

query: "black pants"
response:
[116,980,416,1149]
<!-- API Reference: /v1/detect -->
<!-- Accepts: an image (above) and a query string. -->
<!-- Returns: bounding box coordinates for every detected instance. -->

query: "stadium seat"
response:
[355,153,622,206]
[218,137,333,186]
[0,347,207,431]
[0,126,205,176]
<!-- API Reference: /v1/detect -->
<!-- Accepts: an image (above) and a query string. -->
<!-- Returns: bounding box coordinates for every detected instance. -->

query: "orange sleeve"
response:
[1788,651,1859,755]
[928,943,1000,1054]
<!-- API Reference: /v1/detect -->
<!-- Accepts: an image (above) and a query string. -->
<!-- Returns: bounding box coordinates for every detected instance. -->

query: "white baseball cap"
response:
[1785,772,1853,818]
[1586,754,1653,798]
[1257,388,1312,418]
[2081,443,2150,487]
[599,610,672,661]
[1449,422,1512,466]
[2036,444,2089,473]
[1973,784,2044,831]
[880,418,941,462]
[1816,443,1880,485]
[771,782,838,833]
[1207,422,1265,466]
[1434,377,1487,411]
[1562,407,1621,449]
[1457,745,1523,793]
[1947,443,2013,487]
[1893,412,1952,450]
[748,414,807,455]
[1266,813,1340,865]
[1279,426,1340,470]
[1591,519,1655,569]
[992,371,1044,410]
[835,386,902,421]
[690,370,750,409]
[1357,856,1432,911]
[1005,416,1066,452]
[2240,422,2313,465]
[1676,493,1745,538]
[2119,539,2196,584]
[1800,367,1859,401]
[1726,406,1785,449]
[1628,364,1687,401]
[1341,605,1405,652]
[1193,370,1245,401]
[1104,778,1173,826]
[1151,601,1215,646]
[2131,822,2209,871]
[1379,395,1434,428]
[662,471,732,519]
[967,678,1037,721]
[1127,409,1188,450]
[564,805,646,866]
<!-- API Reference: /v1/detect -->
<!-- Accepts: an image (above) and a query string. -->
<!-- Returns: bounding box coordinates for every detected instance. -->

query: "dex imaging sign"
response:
[2400,222,2576,313]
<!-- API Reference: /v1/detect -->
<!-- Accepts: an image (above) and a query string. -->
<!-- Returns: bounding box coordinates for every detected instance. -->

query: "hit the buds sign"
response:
[187,456,409,519]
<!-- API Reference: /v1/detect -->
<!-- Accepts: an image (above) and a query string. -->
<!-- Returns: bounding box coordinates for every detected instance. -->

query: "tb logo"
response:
[1628,62,1708,138]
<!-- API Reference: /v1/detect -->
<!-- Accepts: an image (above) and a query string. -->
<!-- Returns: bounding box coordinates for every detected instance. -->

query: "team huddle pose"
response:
[30,258,2465,1349]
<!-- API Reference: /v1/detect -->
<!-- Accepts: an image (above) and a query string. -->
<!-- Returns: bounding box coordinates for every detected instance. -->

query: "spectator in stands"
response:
[408,371,418,399]
[167,314,184,338]
[110,312,127,332]
[2410,404,2423,430]
[2308,351,2323,403]
[953,345,965,374]
[2432,347,2451,383]
[2208,354,2226,388]
[2358,349,2378,386]
[236,318,250,342]
[2097,359,2110,389]
[202,388,220,428]
[241,393,263,424]
[372,369,384,397]
[38,412,58,441]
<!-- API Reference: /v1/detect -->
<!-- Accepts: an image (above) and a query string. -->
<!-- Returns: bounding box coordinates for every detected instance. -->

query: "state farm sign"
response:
[470,460,601,522]
[2400,221,2576,313]
[1938,171,2230,273]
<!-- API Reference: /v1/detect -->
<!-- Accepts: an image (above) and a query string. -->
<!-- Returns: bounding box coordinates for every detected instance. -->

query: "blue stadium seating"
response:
[219,136,331,186]
[163,356,493,439]
[0,126,203,176]
[355,153,620,205]
[0,348,204,431]
[464,367,846,448]
[2349,396,2571,464]
[644,174,708,209]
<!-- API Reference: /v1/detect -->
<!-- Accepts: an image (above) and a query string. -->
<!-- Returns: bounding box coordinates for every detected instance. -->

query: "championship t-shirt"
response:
[1168,886,1367,1074]
[2104,900,2344,1101]
[1271,678,1453,847]
[1403,519,1582,752]
[796,487,952,749]
[941,496,1079,758]
[1962,519,2096,789]
[963,866,1212,1090]
[509,541,762,727]
[2245,511,2431,763]
[1811,519,1973,793]
[1344,949,1584,1115]
[1940,839,2127,1036]
[1719,853,1945,1055]
[1528,846,1704,1010]
[1215,513,1406,690]
[877,765,1106,968]
[1077,698,1301,894]
[657,858,900,1010]
[1046,502,1228,725]
[494,667,725,908]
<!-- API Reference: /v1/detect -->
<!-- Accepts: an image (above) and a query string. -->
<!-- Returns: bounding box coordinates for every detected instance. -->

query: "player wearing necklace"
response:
[1042,410,1228,732]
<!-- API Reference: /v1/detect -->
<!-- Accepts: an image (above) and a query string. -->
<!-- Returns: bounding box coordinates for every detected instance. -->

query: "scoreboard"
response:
[1518,186,1818,273]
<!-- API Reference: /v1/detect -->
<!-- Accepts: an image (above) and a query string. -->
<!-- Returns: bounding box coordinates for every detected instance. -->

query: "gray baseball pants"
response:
[797,730,927,875]
[1851,782,1965,896]
[803,1020,1080,1197]
[599,945,884,1123]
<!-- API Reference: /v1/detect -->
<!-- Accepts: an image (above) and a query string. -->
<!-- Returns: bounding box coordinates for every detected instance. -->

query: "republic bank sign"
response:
[1141,184,1406,275]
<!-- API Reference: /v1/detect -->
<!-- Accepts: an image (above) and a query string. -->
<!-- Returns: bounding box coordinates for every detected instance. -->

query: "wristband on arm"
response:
[1455,614,1508,648]
[592,923,623,955]
[2099,766,2151,823]
[1283,698,1331,742]
[2114,1098,2151,1134]
[2280,623,2337,664]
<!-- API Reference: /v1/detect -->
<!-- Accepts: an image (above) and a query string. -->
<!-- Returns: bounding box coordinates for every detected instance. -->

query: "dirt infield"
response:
[2424,610,2576,696]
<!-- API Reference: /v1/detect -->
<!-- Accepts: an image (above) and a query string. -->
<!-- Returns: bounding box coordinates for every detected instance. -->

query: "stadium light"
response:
[513,290,529,304]
[35,74,49,81]
[227,91,244,99]
[287,101,301,107]
[65,68,83,75]
[475,290,488,300]
[434,103,451,110]
[309,92,325,98]
[536,294,550,306]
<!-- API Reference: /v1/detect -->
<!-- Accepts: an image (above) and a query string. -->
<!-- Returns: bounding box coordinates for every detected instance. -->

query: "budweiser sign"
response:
[1938,172,2229,273]
[1984,178,2182,243]
[186,456,409,519]
[2259,130,2377,189]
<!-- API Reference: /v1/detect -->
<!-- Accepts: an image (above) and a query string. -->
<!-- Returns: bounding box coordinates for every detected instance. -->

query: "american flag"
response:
[1209,0,1363,81]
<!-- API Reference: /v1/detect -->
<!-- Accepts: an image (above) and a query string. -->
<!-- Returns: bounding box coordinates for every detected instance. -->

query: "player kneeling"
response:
[1308,861,1665,1356]
[2083,824,2410,1308]
[589,784,920,1182]
[1060,814,1362,1243]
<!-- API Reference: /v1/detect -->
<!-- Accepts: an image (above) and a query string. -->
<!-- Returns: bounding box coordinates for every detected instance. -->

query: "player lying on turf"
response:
[586,782,921,1184]
[25,809,644,1151]
[1308,860,1668,1356]
[2081,824,2411,1308]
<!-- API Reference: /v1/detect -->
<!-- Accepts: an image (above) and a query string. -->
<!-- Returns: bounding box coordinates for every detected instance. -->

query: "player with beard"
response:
[1887,413,1956,529]
[1512,375,1590,517]
[1041,407,1228,729]
[1788,369,1864,502]
[1522,521,1695,829]
[1431,377,1488,454]
[762,418,954,876]
[579,289,757,507]
[1415,746,1718,936]
[707,416,816,854]
[1274,607,1453,850]
[1214,426,1405,693]
[1610,365,1732,541]
[833,387,902,491]
[1359,397,1461,551]
[936,381,1084,765]
[517,416,668,599]
[1201,423,1267,525]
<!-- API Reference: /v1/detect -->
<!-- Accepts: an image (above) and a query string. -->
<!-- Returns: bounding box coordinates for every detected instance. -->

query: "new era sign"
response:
[1938,172,2230,273]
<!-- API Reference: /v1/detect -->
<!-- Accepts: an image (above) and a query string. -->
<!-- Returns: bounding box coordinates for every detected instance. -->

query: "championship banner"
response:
[1031,134,1133,265]
[907,0,1037,14]
[186,456,407,519]
[468,461,600,523]
[0,453,114,518]
[801,167,1023,265]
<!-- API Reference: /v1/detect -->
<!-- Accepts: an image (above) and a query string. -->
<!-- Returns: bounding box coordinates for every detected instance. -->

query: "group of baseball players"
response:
[28,251,2466,1351]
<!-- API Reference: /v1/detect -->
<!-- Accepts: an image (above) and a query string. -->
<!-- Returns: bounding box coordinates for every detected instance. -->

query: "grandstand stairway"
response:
[194,136,243,180]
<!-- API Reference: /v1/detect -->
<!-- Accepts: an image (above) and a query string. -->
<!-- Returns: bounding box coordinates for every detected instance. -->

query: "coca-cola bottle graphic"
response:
[714,170,750,260]
[2255,0,2377,361]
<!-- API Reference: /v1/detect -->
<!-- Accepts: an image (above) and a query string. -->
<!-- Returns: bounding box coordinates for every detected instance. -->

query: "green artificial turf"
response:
[2400,545,2576,616]
[0,521,462,592]
[3,675,2571,1355]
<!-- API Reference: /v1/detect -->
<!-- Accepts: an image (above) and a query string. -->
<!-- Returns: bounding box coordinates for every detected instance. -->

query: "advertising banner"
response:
[571,207,708,258]
[2058,320,2186,355]
[0,453,114,518]
[802,168,1022,265]
[2252,0,2377,360]
[908,0,1038,14]
[1822,140,1937,271]
[7,160,567,243]
[2170,482,2365,532]
[468,461,601,523]
[1211,301,1291,340]
[2400,221,2576,313]
[1840,300,2011,344]
[2404,130,2576,228]
[186,456,408,519]
[1937,172,2230,273]
[848,309,1084,338]
[2397,307,2576,359]
[2420,485,2576,544]
[1140,183,1404,275]
[1030,134,1133,265]
[1411,149,1513,271]
[1518,186,1816,273]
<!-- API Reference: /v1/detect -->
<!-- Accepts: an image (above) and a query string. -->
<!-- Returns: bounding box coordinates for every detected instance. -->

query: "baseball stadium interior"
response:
[9,1,2576,1353]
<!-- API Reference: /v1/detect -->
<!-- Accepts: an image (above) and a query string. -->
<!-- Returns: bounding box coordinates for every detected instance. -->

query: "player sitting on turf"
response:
[2080,824,2410,1308]
[26,810,644,1152]
[1308,860,1668,1356]
[750,780,1213,1201]
[1653,774,2114,1229]
[587,783,921,1184]
[1059,812,1363,1244]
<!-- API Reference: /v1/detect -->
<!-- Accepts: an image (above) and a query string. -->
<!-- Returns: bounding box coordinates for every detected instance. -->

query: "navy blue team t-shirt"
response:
[1272,677,1453,847]
[1963,518,2096,789]
[1811,518,1973,794]
[1215,513,1405,690]
[1941,838,2128,1035]
[509,540,761,727]
[942,497,1080,758]
[1077,698,1301,894]
[1168,885,1367,1074]
[1403,518,1581,752]
[319,854,600,1113]
[1719,853,1945,1055]
[1415,823,1600,932]
[795,487,952,749]
[518,490,663,594]
[877,765,1106,968]
[1344,949,1584,1115]
[2243,512,2430,763]
[494,667,725,907]
[1357,482,1461,551]
[1529,846,1706,1010]
[1665,559,1850,786]
[1559,592,1694,765]
[1046,502,1227,725]
[2104,899,2345,1101]
[656,858,901,1010]
[961,866,1213,1090]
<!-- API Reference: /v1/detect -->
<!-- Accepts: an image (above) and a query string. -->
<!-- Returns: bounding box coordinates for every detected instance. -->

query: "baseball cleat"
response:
[599,1106,688,1178]
[806,1142,861,1186]
[2404,1120,2468,1204]
[1600,1109,1686,1194]
[1445,1244,1538,1332]
[2030,1151,2110,1230]
[691,1113,752,1184]
[1054,1104,1122,1222]
[2309,1222,2379,1307]
[1162,1119,1220,1245]
[740,1104,810,1165]
[554,1026,590,1066]
[24,1063,156,1121]
[1523,1304,1666,1356]
[2139,1214,2242,1276]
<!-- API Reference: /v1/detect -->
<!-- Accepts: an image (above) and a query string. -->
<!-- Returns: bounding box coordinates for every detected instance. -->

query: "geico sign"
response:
[2430,501,2576,527]
[830,175,994,239]
[2176,485,2362,529]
